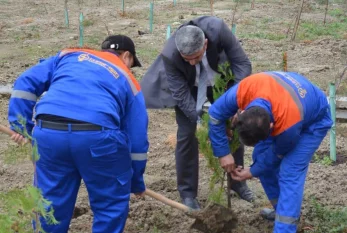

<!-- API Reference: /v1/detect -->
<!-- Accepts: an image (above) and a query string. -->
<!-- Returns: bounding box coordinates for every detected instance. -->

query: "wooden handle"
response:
[145,188,190,212]
[0,125,15,136]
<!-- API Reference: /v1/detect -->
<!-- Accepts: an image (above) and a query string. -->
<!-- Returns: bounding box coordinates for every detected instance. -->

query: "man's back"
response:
[11,49,139,130]
[237,72,329,131]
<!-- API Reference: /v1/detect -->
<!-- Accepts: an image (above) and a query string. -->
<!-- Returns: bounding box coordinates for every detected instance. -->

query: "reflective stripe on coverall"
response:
[208,71,333,233]
[8,49,149,233]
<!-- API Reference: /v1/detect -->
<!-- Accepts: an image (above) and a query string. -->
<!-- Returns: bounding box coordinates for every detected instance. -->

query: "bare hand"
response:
[231,166,253,181]
[226,128,233,141]
[134,192,146,198]
[219,154,235,173]
[10,133,28,146]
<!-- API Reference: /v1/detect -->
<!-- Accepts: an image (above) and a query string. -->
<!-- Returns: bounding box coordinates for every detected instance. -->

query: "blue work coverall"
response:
[8,48,149,233]
[208,71,333,233]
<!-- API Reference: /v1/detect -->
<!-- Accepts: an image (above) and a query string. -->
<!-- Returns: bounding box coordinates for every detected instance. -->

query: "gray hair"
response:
[175,25,205,56]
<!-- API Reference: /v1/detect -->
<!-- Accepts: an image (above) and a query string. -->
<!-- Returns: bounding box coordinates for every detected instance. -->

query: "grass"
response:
[84,35,101,47]
[151,226,163,233]
[136,47,160,64]
[297,20,347,40]
[305,198,347,233]
[328,8,345,18]
[185,1,209,8]
[245,31,286,41]
[313,154,334,166]
[2,143,32,165]
[22,46,55,60]
[82,19,95,27]
[296,6,347,41]
[316,0,347,4]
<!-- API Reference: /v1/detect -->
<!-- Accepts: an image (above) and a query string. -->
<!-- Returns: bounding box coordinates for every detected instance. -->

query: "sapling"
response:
[323,0,328,25]
[210,0,214,16]
[291,0,305,41]
[0,115,59,233]
[283,51,288,72]
[196,62,240,205]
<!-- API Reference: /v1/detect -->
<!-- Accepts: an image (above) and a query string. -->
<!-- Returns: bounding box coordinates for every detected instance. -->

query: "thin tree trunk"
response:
[210,0,214,16]
[323,0,329,25]
[231,0,239,27]
[291,0,305,41]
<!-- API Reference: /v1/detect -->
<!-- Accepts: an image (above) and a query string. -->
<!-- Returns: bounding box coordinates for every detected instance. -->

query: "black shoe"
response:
[260,208,275,221]
[230,181,255,203]
[181,197,201,210]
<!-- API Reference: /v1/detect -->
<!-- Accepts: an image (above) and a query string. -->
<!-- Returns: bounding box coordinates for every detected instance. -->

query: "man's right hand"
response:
[219,154,235,173]
[10,133,28,146]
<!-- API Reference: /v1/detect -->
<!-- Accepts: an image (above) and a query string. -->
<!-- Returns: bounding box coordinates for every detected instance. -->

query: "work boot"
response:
[181,197,201,210]
[260,208,276,221]
[230,180,255,203]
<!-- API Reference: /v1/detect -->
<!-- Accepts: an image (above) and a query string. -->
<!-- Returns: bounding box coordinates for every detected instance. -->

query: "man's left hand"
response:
[231,167,253,181]
[134,192,145,198]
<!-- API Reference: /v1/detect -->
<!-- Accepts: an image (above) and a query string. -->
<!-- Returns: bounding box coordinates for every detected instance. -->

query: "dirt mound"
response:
[190,203,237,233]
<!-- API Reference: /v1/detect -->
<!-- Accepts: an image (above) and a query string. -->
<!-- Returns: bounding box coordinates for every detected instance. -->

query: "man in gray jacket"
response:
[141,16,253,209]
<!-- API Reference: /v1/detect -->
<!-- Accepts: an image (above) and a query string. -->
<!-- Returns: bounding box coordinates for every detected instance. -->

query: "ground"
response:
[0,0,347,232]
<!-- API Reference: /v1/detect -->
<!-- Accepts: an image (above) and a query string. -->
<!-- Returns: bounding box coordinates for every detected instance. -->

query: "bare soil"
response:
[1,0,347,232]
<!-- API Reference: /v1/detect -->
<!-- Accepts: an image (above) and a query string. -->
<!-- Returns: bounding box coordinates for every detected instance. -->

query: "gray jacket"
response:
[140,16,252,122]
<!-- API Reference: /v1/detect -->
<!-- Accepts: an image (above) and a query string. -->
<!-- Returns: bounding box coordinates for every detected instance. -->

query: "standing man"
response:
[141,16,253,209]
[9,35,148,233]
[208,71,333,233]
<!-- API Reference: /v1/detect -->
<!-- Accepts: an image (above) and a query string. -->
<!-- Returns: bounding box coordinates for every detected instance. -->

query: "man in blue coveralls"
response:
[208,71,333,233]
[9,35,148,233]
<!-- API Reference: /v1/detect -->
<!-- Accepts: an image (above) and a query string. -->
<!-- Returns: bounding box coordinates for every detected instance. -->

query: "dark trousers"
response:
[175,106,245,198]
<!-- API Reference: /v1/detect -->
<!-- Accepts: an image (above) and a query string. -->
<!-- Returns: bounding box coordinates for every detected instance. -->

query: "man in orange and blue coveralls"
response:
[8,35,148,233]
[208,71,333,233]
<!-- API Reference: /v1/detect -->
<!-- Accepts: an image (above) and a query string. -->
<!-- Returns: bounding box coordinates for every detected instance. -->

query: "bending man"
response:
[208,71,332,233]
[141,16,253,209]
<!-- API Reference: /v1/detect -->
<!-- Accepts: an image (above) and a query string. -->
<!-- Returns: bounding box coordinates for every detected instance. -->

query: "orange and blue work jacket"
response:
[208,71,332,177]
[8,49,149,193]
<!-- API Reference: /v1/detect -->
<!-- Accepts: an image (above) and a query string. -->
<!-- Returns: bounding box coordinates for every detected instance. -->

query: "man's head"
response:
[101,35,141,69]
[234,107,272,147]
[175,25,208,66]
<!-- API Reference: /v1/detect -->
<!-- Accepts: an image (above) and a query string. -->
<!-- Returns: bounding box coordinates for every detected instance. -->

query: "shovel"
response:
[0,125,30,145]
[145,188,237,233]
[0,125,238,232]
[0,125,15,137]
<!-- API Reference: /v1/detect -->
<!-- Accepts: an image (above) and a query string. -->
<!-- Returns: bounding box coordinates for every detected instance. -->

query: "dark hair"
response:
[235,107,270,146]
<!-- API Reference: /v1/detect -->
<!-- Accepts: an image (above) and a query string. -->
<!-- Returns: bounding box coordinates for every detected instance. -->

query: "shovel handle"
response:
[145,188,190,212]
[0,125,15,137]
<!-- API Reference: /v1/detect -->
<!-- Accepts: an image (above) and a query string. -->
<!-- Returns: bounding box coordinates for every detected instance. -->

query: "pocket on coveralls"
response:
[116,169,133,187]
[89,130,131,168]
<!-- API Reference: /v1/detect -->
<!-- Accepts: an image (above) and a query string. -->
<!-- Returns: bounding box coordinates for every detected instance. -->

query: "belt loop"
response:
[38,120,42,128]
[102,126,105,131]
[68,123,72,132]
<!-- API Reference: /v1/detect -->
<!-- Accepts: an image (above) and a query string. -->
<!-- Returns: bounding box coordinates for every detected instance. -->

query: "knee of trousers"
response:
[177,125,197,139]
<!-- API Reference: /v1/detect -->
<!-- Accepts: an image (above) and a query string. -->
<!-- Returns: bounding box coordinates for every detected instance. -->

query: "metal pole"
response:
[232,24,236,34]
[149,2,154,33]
[79,12,84,47]
[329,82,336,162]
[166,25,171,40]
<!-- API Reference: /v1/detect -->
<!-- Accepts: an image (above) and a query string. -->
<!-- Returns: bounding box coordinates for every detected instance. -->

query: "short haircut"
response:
[235,107,271,146]
[175,25,205,56]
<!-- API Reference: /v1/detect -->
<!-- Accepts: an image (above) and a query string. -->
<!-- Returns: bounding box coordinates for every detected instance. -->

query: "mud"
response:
[1,0,347,233]
[189,203,237,233]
